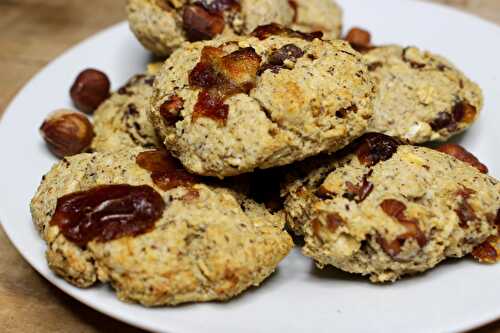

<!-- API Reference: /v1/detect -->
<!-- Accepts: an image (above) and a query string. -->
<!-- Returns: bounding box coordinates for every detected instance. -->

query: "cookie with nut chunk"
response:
[282,133,500,282]
[126,0,295,57]
[149,28,375,177]
[363,45,483,143]
[30,148,292,306]
[91,73,162,152]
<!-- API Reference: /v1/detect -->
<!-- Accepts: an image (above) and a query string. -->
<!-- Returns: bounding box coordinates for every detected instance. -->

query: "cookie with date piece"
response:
[282,133,500,283]
[91,73,162,152]
[126,0,295,57]
[362,45,483,143]
[30,148,292,306]
[149,28,375,177]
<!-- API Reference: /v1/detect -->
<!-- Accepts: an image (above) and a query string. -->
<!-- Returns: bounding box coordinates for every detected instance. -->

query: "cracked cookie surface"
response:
[150,34,375,177]
[92,74,161,152]
[364,45,483,143]
[282,134,500,282]
[30,149,292,306]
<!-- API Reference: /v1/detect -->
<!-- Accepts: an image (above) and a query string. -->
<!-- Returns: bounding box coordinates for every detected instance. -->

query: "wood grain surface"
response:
[0,1,498,332]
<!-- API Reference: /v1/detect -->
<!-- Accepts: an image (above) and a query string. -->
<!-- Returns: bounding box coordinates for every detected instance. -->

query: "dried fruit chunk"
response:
[430,101,477,131]
[192,91,229,125]
[430,112,453,131]
[136,150,199,191]
[472,236,499,264]
[311,213,344,236]
[354,133,400,166]
[326,213,344,232]
[335,105,358,118]
[220,47,262,90]
[251,23,323,41]
[50,185,165,246]
[160,95,184,126]
[316,185,335,199]
[436,143,488,174]
[70,69,111,114]
[182,0,240,42]
[189,47,226,88]
[452,101,477,124]
[344,174,374,203]
[379,199,427,257]
[182,5,225,41]
[455,187,477,228]
[344,27,372,53]
[259,44,305,75]
[40,110,95,158]
[188,46,261,125]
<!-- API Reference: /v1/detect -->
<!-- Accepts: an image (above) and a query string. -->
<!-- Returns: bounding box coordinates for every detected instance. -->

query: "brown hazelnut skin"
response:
[40,110,95,158]
[344,27,372,52]
[70,69,111,114]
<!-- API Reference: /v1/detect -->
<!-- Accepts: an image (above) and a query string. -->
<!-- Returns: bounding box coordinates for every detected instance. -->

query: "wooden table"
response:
[0,1,498,332]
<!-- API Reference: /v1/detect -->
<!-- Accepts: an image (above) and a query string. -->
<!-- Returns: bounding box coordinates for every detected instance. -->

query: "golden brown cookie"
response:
[150,30,375,177]
[283,133,500,282]
[30,149,293,305]
[364,46,483,143]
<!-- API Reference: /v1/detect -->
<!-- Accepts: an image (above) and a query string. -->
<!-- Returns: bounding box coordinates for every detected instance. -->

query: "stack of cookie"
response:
[31,0,500,307]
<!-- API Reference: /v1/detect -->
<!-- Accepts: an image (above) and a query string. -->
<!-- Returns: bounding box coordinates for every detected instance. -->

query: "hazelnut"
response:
[40,110,95,158]
[345,27,372,52]
[70,69,111,114]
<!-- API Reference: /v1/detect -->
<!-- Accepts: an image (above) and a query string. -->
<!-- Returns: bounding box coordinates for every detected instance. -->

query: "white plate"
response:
[1,0,499,332]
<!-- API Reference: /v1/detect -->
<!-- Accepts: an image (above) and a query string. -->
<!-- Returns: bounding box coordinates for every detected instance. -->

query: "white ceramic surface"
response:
[1,1,499,332]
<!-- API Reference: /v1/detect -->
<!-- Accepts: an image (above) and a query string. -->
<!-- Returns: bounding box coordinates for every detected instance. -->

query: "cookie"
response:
[150,29,375,177]
[290,0,342,40]
[30,149,293,306]
[126,0,295,57]
[283,133,500,282]
[363,45,483,143]
[92,74,161,152]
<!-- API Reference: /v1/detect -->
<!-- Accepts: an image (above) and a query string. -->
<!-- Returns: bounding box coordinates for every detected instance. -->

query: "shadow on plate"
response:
[308,256,466,285]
